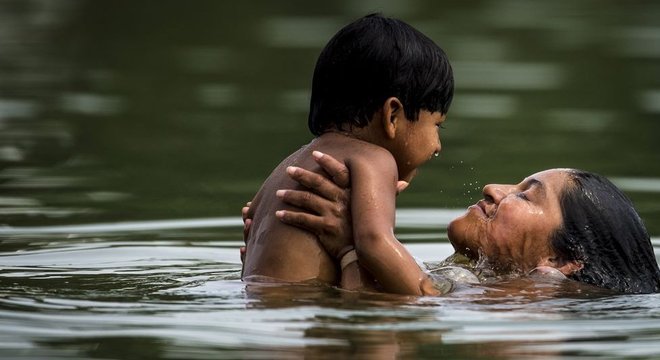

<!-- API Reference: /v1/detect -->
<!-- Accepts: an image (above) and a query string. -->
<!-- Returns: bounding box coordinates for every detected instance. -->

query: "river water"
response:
[1,0,659,358]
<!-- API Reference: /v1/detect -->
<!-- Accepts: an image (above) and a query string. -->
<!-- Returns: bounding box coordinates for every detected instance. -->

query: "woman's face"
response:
[447,169,570,273]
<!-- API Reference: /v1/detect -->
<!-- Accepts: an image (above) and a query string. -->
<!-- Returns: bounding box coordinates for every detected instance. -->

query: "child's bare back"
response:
[242,133,392,284]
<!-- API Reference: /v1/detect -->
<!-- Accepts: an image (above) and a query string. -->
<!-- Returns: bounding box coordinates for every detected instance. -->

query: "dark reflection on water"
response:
[2,0,660,359]
[0,227,658,359]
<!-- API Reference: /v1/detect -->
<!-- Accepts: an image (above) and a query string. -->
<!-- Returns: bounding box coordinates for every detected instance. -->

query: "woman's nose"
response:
[483,184,513,203]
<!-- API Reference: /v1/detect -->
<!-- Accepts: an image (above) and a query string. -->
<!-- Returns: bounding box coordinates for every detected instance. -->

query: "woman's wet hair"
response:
[551,170,660,294]
[308,13,454,136]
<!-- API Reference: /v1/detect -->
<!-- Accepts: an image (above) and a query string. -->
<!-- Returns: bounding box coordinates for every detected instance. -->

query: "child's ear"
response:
[381,97,404,139]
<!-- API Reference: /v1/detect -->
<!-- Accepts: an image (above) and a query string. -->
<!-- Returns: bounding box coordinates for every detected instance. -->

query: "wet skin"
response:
[447,169,570,273]
[243,103,445,287]
[252,155,587,294]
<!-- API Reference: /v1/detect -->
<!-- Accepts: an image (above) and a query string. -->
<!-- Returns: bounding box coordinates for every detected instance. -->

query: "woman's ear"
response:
[555,261,583,276]
[381,97,404,139]
[539,257,583,276]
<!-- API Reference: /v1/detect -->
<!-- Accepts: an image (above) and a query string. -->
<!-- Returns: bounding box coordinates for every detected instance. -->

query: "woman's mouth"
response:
[476,200,494,218]
[469,201,487,217]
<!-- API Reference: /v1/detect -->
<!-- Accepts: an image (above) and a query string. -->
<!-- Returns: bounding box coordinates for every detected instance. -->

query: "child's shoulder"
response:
[327,137,397,176]
[317,133,395,163]
[351,141,394,163]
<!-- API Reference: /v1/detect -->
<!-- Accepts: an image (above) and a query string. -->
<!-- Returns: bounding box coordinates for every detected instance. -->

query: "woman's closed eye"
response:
[517,192,529,201]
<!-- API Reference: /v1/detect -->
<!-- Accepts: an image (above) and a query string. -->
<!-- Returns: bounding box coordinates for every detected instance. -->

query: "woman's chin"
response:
[447,214,479,259]
[447,232,480,260]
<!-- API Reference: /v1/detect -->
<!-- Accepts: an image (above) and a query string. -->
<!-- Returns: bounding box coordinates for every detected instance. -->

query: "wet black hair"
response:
[551,170,660,294]
[308,14,454,136]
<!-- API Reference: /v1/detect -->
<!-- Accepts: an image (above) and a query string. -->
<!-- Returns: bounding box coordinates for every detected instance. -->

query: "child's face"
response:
[393,110,445,181]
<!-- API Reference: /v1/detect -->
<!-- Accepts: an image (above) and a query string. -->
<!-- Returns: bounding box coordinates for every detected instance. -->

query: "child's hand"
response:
[396,181,409,194]
[397,168,416,195]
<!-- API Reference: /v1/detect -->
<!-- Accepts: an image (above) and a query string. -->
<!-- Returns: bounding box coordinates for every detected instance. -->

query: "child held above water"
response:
[241,14,454,291]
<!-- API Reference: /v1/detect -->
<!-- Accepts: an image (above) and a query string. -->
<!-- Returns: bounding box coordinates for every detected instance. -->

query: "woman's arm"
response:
[278,151,439,296]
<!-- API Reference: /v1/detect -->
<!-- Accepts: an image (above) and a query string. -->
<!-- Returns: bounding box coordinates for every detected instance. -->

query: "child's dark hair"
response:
[308,14,454,136]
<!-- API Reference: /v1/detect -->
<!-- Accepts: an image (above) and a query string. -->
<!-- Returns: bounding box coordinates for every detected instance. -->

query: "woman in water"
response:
[244,152,660,295]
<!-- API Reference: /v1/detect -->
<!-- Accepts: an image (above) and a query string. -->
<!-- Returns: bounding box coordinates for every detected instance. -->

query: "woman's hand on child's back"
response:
[276,150,410,259]
[240,150,409,264]
[275,151,353,259]
[240,201,252,264]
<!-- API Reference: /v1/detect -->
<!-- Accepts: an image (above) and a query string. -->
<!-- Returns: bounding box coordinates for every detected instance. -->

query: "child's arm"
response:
[347,149,440,296]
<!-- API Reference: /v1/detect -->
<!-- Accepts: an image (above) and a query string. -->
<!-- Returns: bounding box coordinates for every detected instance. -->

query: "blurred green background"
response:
[1,0,659,232]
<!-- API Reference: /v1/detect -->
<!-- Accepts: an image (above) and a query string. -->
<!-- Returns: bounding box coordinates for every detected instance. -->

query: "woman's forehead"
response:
[523,170,572,201]
[524,169,570,185]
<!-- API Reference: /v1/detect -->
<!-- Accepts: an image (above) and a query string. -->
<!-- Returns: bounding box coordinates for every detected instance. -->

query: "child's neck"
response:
[322,124,384,146]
